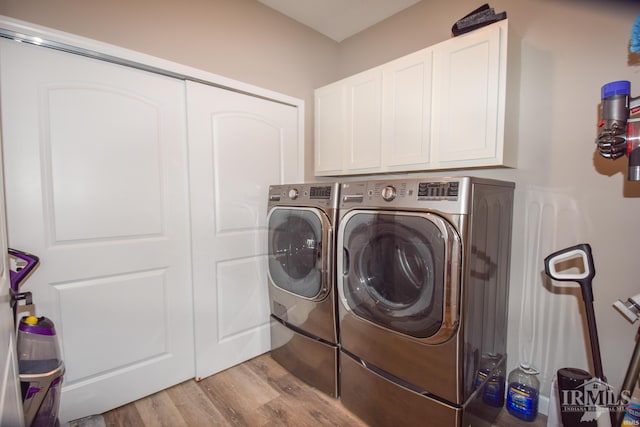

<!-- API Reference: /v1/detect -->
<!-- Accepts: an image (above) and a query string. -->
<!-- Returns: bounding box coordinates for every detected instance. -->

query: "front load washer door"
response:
[268,207,331,301]
[338,211,461,343]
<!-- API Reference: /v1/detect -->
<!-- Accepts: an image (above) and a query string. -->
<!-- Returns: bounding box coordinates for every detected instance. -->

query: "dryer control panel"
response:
[339,177,474,213]
[417,181,459,200]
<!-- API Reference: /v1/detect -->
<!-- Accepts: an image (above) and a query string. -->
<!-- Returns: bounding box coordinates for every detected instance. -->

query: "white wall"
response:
[336,0,640,407]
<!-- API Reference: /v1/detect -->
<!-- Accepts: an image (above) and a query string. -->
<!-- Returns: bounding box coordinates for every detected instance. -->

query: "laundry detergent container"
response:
[17,315,64,427]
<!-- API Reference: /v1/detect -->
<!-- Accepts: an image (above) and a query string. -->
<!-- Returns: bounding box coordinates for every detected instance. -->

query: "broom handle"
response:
[616,327,640,427]
[583,296,605,380]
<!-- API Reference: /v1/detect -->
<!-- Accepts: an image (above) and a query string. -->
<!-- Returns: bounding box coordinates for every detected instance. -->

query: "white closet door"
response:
[0,133,23,426]
[186,81,301,379]
[0,39,194,422]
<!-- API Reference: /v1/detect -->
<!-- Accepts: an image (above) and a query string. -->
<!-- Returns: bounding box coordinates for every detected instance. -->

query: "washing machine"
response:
[267,182,340,397]
[337,177,514,426]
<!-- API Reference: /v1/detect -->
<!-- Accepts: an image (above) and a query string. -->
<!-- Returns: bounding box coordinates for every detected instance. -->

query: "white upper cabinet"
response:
[381,48,434,170]
[432,19,510,168]
[315,83,346,174]
[346,70,383,171]
[315,69,383,175]
[314,20,515,176]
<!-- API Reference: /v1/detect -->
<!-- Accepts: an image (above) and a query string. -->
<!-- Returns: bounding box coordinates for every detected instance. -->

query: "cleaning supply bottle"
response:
[622,386,640,426]
[474,353,505,407]
[474,356,491,391]
[484,358,505,407]
[506,363,539,422]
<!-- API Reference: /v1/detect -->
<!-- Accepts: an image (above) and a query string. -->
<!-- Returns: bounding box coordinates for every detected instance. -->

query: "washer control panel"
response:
[309,186,333,199]
[268,183,339,209]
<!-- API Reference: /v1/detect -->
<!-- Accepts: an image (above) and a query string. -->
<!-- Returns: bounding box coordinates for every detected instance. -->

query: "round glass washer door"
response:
[338,210,460,339]
[267,207,330,300]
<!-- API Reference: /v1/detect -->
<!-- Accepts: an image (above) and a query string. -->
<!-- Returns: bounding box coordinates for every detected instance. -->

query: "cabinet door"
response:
[0,39,194,422]
[186,81,301,379]
[315,83,346,175]
[381,48,434,168]
[346,70,383,171]
[433,22,504,166]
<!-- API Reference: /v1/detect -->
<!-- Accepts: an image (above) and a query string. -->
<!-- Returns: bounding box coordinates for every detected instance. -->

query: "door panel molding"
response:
[187,81,302,379]
[1,39,194,423]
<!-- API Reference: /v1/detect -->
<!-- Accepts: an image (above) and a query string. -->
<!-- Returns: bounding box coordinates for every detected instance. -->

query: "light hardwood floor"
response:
[102,353,365,427]
[101,353,547,427]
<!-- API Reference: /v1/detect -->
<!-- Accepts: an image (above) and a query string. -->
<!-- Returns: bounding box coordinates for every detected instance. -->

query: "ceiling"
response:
[256,0,422,42]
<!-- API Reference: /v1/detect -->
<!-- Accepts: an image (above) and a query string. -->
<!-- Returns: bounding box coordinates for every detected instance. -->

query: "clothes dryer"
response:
[337,177,514,426]
[267,182,340,397]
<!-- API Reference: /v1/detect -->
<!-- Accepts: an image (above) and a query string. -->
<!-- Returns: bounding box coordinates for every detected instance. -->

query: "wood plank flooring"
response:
[102,353,365,427]
[101,353,547,427]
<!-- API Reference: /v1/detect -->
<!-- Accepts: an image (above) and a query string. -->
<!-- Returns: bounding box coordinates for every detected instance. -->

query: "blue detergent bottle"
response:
[622,389,640,426]
[483,362,506,407]
[506,363,540,422]
[475,354,505,407]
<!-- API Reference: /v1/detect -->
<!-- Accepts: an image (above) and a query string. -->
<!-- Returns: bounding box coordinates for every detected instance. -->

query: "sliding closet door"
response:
[0,39,194,422]
[186,81,301,379]
[0,132,23,426]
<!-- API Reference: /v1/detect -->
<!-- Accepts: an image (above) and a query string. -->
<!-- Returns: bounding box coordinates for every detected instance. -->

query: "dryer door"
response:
[268,207,331,300]
[338,210,461,343]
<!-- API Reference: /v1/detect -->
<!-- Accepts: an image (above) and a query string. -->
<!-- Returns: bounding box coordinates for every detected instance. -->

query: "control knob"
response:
[381,185,397,201]
[288,188,299,200]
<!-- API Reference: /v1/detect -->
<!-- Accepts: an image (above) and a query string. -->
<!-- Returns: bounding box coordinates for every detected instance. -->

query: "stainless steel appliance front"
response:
[337,177,514,426]
[267,182,340,397]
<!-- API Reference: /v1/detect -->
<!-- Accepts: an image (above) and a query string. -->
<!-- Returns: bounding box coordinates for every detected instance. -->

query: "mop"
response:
[545,244,613,427]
